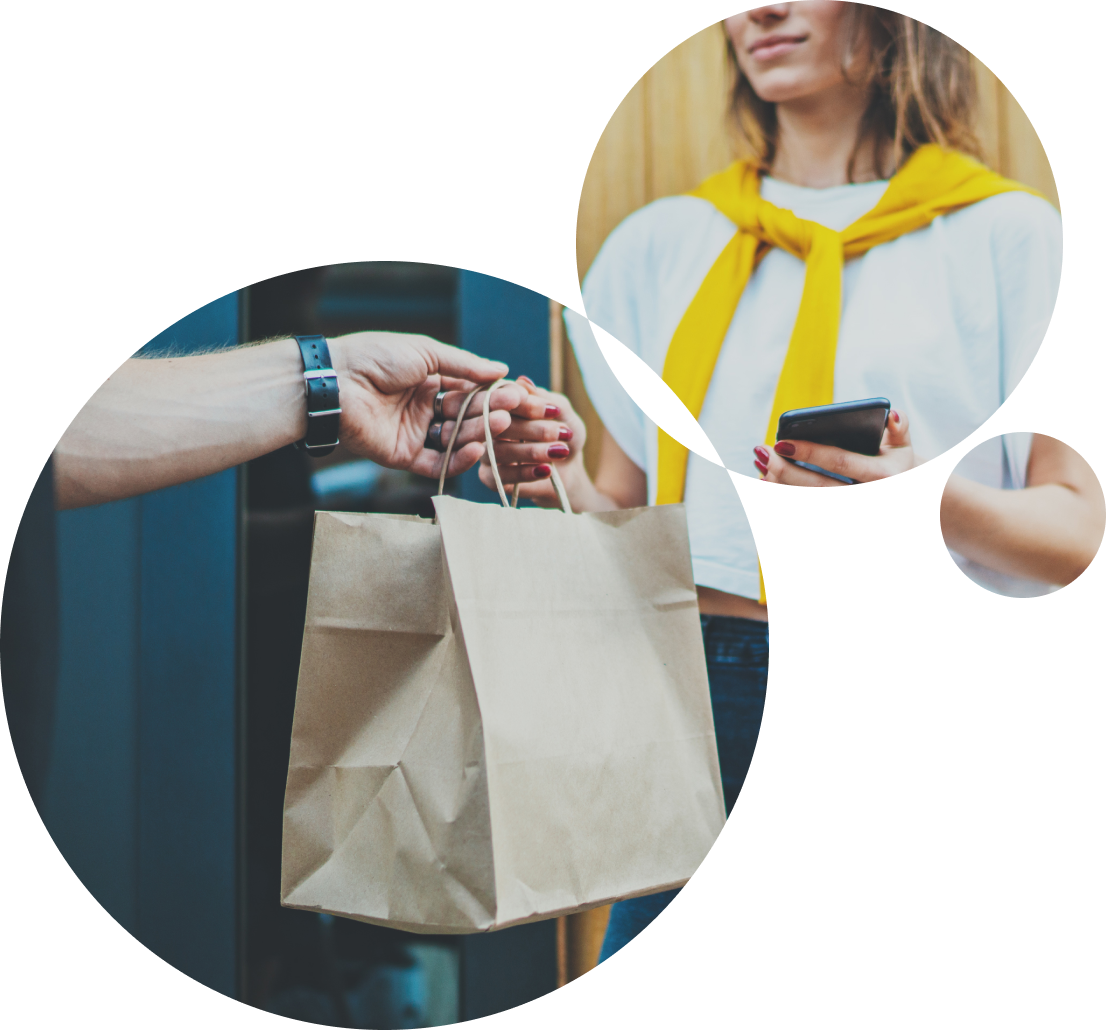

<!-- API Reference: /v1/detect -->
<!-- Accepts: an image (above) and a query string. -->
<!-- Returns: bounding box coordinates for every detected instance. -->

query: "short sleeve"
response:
[562,311,648,469]
[945,194,1060,593]
[988,193,1063,402]
[563,211,659,471]
[1002,431,1035,491]
[952,429,1035,493]
[995,194,1061,491]
[566,195,729,471]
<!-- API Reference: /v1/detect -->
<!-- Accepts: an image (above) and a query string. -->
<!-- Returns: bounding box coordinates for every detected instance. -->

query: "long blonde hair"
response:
[726,4,984,179]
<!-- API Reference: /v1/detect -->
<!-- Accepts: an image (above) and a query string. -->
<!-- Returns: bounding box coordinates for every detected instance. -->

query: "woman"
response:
[481,3,1069,958]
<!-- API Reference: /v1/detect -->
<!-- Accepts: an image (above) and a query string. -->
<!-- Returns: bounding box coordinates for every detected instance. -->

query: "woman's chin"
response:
[747,72,851,108]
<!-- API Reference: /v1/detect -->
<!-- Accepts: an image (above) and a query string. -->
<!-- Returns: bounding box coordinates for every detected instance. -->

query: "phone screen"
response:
[775,398,891,484]
[776,398,890,456]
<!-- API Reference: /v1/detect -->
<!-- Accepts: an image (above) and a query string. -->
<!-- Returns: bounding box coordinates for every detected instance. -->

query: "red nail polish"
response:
[558,426,573,441]
[754,445,770,463]
[544,405,561,419]
[773,441,795,457]
[518,375,535,386]
[533,464,552,479]
[754,459,768,475]
[891,410,901,423]
[548,443,570,459]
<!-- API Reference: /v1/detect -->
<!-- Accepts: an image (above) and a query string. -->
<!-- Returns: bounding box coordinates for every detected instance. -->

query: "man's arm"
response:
[53,332,537,510]
[940,435,1105,586]
[56,339,306,508]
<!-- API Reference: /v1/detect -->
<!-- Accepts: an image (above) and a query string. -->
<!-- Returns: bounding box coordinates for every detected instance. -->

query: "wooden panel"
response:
[964,51,1106,215]
[973,55,1048,200]
[1013,82,1106,215]
[556,905,611,987]
[972,59,1003,173]
[571,25,737,460]
[644,24,734,201]
[576,76,649,281]
[997,84,1059,208]
[576,25,735,282]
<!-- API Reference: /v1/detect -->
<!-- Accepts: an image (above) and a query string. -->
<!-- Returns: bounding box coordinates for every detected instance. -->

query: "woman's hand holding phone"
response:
[760,407,915,559]
[754,409,916,486]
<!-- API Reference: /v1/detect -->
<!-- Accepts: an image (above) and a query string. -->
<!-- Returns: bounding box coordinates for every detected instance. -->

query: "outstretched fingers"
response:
[424,339,509,384]
[433,382,549,422]
[434,410,513,452]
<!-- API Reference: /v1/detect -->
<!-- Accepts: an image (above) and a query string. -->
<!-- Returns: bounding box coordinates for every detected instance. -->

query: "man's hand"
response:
[53,331,543,510]
[330,332,539,478]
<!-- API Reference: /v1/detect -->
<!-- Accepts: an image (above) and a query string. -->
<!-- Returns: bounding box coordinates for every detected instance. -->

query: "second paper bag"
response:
[282,495,725,932]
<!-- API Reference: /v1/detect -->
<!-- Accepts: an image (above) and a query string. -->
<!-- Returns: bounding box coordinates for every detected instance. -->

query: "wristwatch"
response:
[294,335,341,457]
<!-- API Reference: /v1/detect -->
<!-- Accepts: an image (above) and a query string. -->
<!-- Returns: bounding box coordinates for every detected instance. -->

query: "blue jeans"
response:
[598,614,769,962]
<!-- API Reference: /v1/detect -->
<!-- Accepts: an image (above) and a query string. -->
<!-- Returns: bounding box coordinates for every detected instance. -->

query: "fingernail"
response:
[754,459,768,475]
[773,441,795,456]
[518,375,535,386]
[558,426,573,441]
[891,410,901,423]
[753,445,770,463]
[533,464,552,479]
[548,444,570,459]
[544,405,561,419]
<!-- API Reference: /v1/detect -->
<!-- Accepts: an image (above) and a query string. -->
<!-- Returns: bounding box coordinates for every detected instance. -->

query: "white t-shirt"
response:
[566,177,1063,601]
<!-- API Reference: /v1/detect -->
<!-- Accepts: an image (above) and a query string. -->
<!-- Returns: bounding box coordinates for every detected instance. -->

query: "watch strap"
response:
[294,335,340,456]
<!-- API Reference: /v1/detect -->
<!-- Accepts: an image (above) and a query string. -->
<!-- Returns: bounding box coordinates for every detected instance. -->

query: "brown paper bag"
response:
[281,385,725,933]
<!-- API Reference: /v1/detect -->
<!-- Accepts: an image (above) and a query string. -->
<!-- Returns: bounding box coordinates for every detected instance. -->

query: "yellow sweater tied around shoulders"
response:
[656,143,1040,604]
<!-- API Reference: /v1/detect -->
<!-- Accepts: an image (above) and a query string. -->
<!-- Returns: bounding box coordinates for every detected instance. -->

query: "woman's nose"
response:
[746,4,791,26]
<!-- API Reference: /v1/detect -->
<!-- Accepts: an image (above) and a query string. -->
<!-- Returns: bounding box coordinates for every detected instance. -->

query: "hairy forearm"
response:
[940,474,1102,586]
[54,338,305,509]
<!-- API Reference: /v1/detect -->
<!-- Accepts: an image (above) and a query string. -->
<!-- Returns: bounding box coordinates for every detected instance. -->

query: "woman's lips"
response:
[748,35,807,61]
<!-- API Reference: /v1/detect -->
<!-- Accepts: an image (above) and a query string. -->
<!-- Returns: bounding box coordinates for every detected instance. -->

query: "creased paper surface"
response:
[434,497,724,928]
[281,511,495,932]
[282,501,725,933]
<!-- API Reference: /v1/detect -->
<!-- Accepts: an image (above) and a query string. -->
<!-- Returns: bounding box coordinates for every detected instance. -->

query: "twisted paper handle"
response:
[437,379,572,513]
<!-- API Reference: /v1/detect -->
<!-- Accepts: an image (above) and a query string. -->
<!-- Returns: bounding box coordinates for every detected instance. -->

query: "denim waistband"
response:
[699,613,770,636]
[699,613,769,664]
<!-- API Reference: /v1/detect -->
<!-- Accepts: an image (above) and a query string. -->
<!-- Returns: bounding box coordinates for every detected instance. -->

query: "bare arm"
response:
[940,435,1105,586]
[570,427,645,511]
[54,332,526,510]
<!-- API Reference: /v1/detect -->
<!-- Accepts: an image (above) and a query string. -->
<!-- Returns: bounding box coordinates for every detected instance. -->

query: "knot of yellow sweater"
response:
[653,144,1041,603]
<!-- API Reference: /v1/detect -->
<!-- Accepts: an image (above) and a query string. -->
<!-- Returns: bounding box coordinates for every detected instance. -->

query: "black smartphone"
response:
[775,397,891,485]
